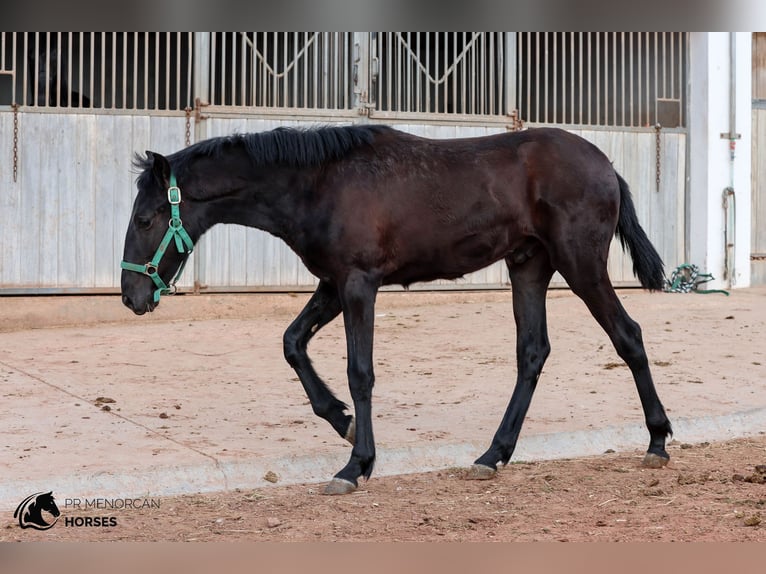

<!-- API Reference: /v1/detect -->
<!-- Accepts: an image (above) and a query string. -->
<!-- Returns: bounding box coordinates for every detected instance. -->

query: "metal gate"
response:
[0,32,687,294]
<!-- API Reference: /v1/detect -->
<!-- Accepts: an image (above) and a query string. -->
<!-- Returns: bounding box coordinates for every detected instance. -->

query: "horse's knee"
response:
[282,328,304,366]
[613,320,648,367]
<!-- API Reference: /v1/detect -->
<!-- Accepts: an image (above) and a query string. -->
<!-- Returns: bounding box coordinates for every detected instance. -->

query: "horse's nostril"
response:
[122,294,134,310]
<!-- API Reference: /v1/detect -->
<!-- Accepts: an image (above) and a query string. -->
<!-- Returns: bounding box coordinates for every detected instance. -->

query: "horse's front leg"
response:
[324,271,379,495]
[283,280,355,442]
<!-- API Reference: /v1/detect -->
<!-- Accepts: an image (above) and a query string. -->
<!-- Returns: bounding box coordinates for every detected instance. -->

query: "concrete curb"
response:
[3,407,764,510]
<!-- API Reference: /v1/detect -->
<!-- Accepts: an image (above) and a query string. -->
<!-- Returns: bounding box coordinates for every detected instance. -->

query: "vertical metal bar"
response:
[402,32,412,112]
[121,32,128,109]
[263,32,269,107]
[613,32,617,126]
[301,32,308,107]
[399,33,405,111]
[480,32,486,115]
[321,33,328,109]
[595,33,601,125]
[552,32,557,123]
[637,33,643,126]
[239,32,246,107]
[544,32,549,123]
[142,33,149,108]
[522,32,534,121]
[620,32,625,126]
[274,32,280,107]
[56,32,62,107]
[292,32,298,107]
[230,33,237,106]
[132,33,138,109]
[453,32,459,114]
[445,32,450,113]
[653,32,658,124]
[154,33,160,109]
[384,32,390,111]
[535,33,541,122]
[568,32,574,124]
[17,33,24,105]
[186,32,192,109]
[662,31,667,98]
[291,32,297,107]
[628,32,636,127]
[530,33,535,122]
[424,33,429,113]
[680,33,685,126]
[311,32,317,108]
[578,33,583,124]
[110,32,116,108]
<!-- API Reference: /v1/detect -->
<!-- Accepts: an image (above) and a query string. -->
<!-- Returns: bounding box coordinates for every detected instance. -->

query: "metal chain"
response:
[654,123,662,193]
[12,103,19,183]
[184,106,192,147]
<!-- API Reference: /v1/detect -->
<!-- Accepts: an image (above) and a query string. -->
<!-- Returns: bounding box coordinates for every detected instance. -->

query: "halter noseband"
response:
[120,173,195,304]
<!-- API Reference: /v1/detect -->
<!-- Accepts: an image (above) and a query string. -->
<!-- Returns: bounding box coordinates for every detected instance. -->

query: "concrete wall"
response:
[688,32,752,289]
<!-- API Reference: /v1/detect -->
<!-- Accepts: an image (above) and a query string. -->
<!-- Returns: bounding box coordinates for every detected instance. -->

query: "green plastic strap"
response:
[120,172,195,303]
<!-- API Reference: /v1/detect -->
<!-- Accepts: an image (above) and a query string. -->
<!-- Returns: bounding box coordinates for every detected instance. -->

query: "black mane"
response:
[134,124,391,177]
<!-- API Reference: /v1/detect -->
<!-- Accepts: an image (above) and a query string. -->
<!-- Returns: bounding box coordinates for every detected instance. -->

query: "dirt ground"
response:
[2,287,765,542]
[7,436,766,542]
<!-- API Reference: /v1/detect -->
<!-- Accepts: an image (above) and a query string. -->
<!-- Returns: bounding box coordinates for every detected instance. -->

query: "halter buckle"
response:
[167,186,182,205]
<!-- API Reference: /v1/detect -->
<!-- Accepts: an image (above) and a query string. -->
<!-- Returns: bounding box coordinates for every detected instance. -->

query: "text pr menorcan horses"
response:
[121,125,672,494]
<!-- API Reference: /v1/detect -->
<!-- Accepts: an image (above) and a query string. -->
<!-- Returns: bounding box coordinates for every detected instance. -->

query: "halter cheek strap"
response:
[120,173,195,303]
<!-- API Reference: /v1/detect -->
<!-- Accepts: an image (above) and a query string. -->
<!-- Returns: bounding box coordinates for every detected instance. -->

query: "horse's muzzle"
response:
[121,293,156,315]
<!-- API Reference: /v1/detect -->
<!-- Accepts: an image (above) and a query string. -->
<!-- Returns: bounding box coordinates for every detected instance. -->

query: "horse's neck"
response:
[196,164,311,244]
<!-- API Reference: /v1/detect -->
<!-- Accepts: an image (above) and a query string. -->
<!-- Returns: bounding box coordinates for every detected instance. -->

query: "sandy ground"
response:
[1,286,765,541]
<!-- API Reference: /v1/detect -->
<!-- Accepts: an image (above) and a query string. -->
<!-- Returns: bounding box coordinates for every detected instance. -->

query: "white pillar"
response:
[688,32,752,288]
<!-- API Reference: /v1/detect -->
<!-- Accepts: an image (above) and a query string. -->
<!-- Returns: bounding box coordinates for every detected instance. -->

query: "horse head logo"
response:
[13,491,61,530]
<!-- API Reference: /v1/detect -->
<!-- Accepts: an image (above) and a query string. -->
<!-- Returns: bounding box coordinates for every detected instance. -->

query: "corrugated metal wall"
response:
[0,112,686,293]
[0,112,187,292]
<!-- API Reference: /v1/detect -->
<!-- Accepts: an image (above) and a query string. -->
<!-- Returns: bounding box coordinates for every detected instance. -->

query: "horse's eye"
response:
[135,214,154,230]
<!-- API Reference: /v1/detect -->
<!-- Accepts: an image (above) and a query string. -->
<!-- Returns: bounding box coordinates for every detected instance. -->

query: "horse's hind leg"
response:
[469,250,555,479]
[283,280,355,442]
[561,263,672,467]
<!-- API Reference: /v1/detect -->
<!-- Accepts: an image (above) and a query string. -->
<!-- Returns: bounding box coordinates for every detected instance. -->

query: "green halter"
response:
[120,174,195,303]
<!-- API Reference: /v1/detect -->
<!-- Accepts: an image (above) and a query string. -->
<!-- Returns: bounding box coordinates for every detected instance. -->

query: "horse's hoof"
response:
[465,464,497,480]
[344,417,355,445]
[323,478,357,495]
[642,452,670,469]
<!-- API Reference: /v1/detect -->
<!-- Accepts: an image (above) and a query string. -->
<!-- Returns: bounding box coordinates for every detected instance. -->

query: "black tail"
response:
[614,172,665,291]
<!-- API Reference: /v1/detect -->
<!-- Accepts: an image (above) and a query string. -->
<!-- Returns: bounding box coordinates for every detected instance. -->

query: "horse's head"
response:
[34,492,61,518]
[121,151,195,315]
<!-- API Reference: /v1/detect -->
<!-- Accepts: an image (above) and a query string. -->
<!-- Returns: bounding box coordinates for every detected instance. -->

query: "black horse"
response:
[121,124,672,494]
[14,491,61,530]
[29,46,90,108]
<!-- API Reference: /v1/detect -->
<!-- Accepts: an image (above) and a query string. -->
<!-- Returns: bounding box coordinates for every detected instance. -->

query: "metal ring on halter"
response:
[145,263,158,276]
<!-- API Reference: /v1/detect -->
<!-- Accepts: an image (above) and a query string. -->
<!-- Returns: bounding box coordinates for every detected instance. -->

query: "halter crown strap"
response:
[120,173,195,303]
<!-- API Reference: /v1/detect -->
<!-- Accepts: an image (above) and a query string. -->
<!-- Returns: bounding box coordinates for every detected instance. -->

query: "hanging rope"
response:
[663,263,729,295]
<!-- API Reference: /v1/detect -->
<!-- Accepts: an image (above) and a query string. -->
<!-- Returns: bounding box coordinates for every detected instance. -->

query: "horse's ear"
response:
[146,151,170,189]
